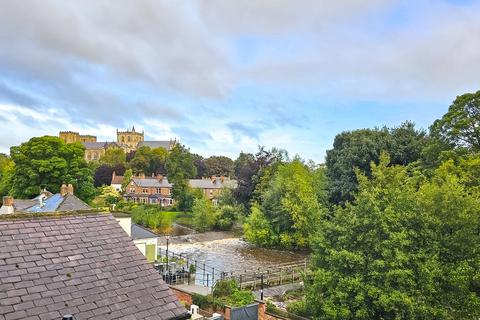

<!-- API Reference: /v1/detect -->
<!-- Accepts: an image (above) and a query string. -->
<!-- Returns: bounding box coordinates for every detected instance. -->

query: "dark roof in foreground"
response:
[23,193,91,213]
[0,213,187,320]
[131,223,160,240]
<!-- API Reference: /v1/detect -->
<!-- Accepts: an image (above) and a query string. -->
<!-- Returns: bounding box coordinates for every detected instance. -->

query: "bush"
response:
[286,300,311,318]
[213,280,237,298]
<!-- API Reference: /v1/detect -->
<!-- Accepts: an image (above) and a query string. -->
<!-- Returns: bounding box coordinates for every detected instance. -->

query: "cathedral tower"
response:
[117,126,144,152]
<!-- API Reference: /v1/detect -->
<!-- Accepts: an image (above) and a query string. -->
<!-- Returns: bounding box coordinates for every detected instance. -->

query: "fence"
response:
[157,248,308,291]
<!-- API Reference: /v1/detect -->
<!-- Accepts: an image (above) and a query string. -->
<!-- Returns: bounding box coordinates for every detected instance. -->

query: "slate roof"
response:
[0,213,188,320]
[188,178,238,189]
[23,193,91,213]
[132,178,173,188]
[81,142,120,150]
[131,223,160,240]
[111,175,124,185]
[137,141,173,150]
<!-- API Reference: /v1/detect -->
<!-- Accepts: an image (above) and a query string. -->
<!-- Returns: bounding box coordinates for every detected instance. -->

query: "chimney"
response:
[157,174,163,181]
[152,173,155,178]
[3,196,14,207]
[0,196,15,215]
[211,176,216,183]
[67,184,74,195]
[220,175,225,183]
[139,173,145,179]
[60,184,68,196]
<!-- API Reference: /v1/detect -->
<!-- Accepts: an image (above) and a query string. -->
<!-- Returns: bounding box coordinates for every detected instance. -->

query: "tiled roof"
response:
[23,193,90,213]
[137,141,173,150]
[188,178,238,189]
[81,142,107,150]
[0,213,187,320]
[131,223,160,240]
[111,175,124,185]
[132,178,172,188]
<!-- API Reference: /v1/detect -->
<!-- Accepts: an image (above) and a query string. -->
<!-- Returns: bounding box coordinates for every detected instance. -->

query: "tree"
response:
[233,152,256,207]
[99,147,126,167]
[94,164,114,187]
[129,146,168,175]
[122,168,133,191]
[430,90,480,151]
[233,147,288,208]
[326,122,426,205]
[192,154,208,178]
[306,154,480,319]
[166,144,196,211]
[204,156,234,177]
[243,205,272,247]
[10,136,95,202]
[0,154,14,200]
[258,159,323,248]
[94,163,126,187]
[192,196,217,232]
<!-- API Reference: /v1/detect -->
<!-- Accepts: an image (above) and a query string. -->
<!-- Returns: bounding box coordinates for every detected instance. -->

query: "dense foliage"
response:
[9,136,95,201]
[305,154,480,319]
[325,122,427,205]
[244,159,325,248]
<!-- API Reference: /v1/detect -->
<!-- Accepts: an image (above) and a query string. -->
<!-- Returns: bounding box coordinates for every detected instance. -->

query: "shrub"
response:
[213,280,237,298]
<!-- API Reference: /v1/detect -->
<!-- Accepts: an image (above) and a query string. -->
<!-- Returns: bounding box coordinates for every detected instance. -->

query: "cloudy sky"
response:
[0,0,479,162]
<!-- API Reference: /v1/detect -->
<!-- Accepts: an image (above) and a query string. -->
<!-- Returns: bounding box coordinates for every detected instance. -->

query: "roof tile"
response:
[0,213,187,320]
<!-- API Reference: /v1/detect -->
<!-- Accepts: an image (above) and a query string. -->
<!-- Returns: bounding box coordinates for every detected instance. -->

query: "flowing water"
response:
[158,230,308,274]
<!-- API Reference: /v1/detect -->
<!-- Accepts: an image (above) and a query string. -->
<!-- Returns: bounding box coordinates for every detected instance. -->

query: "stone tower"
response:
[117,126,144,152]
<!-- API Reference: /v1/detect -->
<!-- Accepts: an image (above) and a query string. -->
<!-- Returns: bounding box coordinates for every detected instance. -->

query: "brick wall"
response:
[168,288,289,320]
[170,287,193,305]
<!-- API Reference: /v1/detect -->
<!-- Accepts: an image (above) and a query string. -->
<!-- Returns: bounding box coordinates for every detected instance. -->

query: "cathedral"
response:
[59,127,176,162]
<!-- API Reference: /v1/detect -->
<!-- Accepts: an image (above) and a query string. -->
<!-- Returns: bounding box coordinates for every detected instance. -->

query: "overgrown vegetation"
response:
[191,280,255,310]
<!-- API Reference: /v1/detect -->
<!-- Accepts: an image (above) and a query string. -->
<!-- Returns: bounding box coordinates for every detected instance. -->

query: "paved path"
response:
[253,283,303,299]
[172,283,211,296]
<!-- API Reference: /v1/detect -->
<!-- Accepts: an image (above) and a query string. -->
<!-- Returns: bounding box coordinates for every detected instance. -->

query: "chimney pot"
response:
[67,184,74,195]
[2,196,14,207]
[60,184,68,196]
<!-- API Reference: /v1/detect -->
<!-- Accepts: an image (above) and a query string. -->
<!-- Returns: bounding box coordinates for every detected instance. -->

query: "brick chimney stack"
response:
[67,184,74,195]
[0,196,14,215]
[60,184,68,196]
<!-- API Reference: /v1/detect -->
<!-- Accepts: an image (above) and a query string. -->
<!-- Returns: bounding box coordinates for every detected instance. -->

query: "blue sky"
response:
[0,0,479,162]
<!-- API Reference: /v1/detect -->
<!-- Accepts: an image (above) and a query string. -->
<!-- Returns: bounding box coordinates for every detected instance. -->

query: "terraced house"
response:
[123,174,237,206]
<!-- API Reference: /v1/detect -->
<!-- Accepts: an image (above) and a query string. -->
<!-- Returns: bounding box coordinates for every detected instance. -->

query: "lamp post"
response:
[260,274,264,301]
[165,235,170,284]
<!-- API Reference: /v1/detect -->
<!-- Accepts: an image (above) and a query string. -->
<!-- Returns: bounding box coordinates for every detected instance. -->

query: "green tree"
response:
[430,90,480,151]
[204,156,234,177]
[243,205,272,246]
[326,122,426,204]
[0,154,14,200]
[99,147,126,167]
[192,196,217,232]
[260,159,323,248]
[166,144,196,211]
[122,168,133,191]
[10,136,95,202]
[306,154,480,319]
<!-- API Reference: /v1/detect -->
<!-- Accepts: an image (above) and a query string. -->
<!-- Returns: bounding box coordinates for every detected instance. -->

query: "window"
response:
[156,188,161,194]
[142,188,148,194]
[129,188,135,193]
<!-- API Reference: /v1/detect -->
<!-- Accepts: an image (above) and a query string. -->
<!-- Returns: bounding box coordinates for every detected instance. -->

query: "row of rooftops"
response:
[115,173,238,190]
[0,183,188,319]
[82,140,176,150]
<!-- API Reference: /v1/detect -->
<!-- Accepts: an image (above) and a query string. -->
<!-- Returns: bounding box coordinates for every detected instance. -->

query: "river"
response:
[158,228,308,275]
